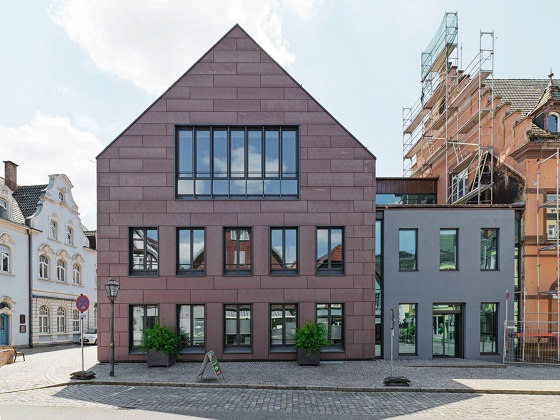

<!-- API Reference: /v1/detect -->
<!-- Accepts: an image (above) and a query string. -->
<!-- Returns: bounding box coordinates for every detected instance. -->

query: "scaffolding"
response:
[533,149,560,361]
[402,12,495,204]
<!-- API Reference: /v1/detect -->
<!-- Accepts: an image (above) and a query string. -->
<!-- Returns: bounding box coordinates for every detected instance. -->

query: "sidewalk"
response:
[2,346,560,395]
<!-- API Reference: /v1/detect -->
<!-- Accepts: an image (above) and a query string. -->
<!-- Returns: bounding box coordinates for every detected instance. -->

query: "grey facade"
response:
[379,207,516,361]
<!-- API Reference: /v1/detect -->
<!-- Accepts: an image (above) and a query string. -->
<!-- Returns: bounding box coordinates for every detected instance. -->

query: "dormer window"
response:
[548,114,559,133]
[0,198,6,210]
[59,192,65,201]
[49,220,58,240]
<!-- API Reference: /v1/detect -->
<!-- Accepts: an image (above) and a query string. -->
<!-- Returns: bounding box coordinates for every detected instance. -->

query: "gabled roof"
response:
[12,184,48,219]
[529,79,560,117]
[97,24,375,161]
[492,79,560,117]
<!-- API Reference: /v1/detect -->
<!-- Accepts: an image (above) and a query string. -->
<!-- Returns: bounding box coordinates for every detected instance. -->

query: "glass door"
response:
[433,304,462,357]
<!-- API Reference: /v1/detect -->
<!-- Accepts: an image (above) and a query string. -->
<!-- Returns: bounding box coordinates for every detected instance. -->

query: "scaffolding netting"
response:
[421,13,458,82]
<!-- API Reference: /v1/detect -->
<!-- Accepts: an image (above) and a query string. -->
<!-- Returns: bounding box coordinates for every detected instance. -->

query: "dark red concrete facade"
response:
[96,25,376,362]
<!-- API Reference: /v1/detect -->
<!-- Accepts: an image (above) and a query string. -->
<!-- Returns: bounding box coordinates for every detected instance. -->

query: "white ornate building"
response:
[0,161,97,346]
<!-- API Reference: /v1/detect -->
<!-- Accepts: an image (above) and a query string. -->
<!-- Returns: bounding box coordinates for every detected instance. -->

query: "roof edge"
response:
[97,24,376,161]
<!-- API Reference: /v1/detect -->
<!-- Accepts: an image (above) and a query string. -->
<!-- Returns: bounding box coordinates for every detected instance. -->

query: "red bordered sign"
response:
[76,295,89,312]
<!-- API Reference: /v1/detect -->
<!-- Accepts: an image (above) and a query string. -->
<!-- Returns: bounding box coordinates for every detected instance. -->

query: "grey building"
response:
[377,206,519,361]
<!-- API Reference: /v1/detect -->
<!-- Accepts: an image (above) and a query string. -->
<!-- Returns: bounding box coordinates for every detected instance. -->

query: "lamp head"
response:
[104,278,120,303]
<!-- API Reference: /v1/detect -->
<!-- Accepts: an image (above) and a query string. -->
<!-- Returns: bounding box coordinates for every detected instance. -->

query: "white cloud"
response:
[49,0,321,94]
[0,111,103,229]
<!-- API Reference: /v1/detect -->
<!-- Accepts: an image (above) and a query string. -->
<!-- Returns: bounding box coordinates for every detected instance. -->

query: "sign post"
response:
[70,294,95,380]
[197,350,224,381]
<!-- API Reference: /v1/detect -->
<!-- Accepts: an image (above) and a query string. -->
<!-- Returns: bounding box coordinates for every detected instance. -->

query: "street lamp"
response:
[104,277,120,377]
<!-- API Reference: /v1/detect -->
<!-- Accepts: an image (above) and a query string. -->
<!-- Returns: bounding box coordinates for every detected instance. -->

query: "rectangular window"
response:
[545,194,559,240]
[480,303,498,354]
[375,219,383,358]
[480,228,498,270]
[177,228,205,274]
[270,304,297,348]
[316,227,344,274]
[451,169,468,203]
[440,229,458,270]
[176,126,299,199]
[398,303,417,355]
[130,228,158,275]
[399,229,417,271]
[270,227,298,274]
[129,304,158,351]
[224,304,252,348]
[177,304,205,349]
[73,309,80,332]
[316,303,343,346]
[224,228,252,274]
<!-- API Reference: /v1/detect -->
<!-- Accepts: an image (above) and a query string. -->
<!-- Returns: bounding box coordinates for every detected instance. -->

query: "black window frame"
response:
[315,303,344,349]
[223,227,253,275]
[480,228,499,271]
[176,227,206,276]
[270,227,299,275]
[375,217,384,359]
[269,303,298,351]
[175,125,300,200]
[223,303,252,352]
[176,304,206,353]
[480,302,499,355]
[315,226,345,275]
[129,227,159,276]
[398,228,418,272]
[128,304,159,353]
[398,303,417,356]
[439,228,458,271]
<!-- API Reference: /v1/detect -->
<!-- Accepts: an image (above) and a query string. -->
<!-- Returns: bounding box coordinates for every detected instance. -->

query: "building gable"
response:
[97,24,374,161]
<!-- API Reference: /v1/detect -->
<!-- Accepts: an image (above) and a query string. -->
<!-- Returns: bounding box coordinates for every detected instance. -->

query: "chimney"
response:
[3,161,18,191]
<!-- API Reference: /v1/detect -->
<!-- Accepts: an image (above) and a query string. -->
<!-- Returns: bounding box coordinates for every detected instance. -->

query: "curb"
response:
[3,380,560,396]
[61,380,560,396]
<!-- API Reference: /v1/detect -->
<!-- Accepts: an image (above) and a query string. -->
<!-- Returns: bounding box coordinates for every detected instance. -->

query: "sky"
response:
[1,0,559,229]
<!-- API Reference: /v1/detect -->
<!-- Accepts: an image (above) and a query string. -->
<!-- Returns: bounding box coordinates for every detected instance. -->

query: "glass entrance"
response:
[433,304,462,357]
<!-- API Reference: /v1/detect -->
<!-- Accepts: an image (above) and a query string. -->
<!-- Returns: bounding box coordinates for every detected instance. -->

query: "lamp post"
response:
[104,278,120,377]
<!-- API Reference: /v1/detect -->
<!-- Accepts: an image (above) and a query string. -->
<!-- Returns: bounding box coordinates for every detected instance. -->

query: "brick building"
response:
[96,25,376,362]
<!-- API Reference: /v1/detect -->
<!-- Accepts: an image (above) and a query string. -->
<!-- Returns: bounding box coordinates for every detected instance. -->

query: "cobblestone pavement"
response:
[3,346,560,394]
[0,384,560,419]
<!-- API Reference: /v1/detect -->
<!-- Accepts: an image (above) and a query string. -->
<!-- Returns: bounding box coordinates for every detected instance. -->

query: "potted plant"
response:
[141,323,183,367]
[293,320,329,366]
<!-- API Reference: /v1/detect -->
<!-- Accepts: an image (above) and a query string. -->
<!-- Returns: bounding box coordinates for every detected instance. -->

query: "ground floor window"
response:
[177,304,205,349]
[129,304,158,351]
[73,309,80,332]
[39,305,49,333]
[270,304,297,347]
[480,303,498,354]
[56,307,66,333]
[316,303,343,346]
[224,304,251,348]
[398,304,417,355]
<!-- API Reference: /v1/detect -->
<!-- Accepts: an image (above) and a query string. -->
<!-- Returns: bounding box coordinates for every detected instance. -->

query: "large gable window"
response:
[176,126,298,199]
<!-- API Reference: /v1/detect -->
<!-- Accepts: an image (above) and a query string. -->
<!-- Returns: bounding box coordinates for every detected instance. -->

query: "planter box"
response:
[147,349,177,367]
[296,349,320,366]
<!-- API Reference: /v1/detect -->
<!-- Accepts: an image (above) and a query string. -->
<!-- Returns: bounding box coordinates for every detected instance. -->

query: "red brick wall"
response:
[96,25,376,361]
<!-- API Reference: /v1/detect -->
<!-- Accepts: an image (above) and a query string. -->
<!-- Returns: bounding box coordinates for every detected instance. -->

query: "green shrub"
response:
[293,320,329,356]
[141,323,183,354]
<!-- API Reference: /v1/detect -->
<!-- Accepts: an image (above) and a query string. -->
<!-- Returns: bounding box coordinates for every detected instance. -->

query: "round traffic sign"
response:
[76,295,89,312]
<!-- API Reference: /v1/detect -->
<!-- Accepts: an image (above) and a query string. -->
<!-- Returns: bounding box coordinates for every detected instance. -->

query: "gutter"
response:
[26,226,32,348]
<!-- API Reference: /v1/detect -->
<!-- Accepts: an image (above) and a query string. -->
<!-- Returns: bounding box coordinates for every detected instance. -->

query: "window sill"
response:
[270,271,299,277]
[0,272,15,277]
[49,238,61,243]
[321,345,344,353]
[129,348,146,355]
[398,269,418,272]
[270,346,296,353]
[223,347,252,354]
[38,276,53,282]
[480,269,500,272]
[129,271,159,277]
[223,271,253,277]
[176,271,206,277]
[315,271,345,276]
[179,347,206,354]
[71,283,84,287]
